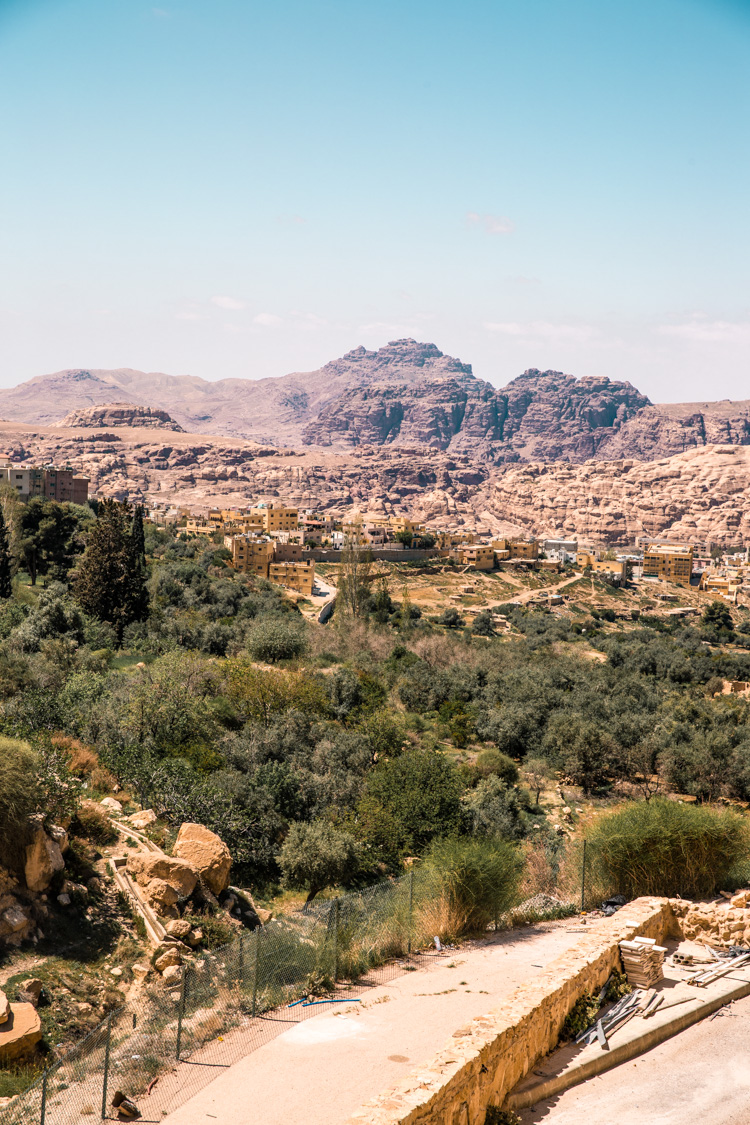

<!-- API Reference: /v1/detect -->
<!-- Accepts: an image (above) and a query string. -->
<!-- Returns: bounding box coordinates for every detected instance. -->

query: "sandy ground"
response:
[155,921,583,1125]
[519,992,750,1125]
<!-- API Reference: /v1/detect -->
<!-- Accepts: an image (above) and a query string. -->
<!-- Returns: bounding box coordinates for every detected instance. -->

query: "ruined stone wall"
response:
[346,897,673,1125]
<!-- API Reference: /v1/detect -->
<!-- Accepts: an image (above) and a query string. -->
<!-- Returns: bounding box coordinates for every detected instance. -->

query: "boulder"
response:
[56,893,71,907]
[127,809,157,830]
[100,797,123,812]
[47,825,69,854]
[127,854,197,899]
[165,919,192,940]
[162,964,182,986]
[132,964,151,982]
[155,948,182,973]
[0,990,10,1024]
[2,905,29,934]
[16,979,43,1007]
[24,827,65,893]
[0,1003,42,1063]
[140,878,180,913]
[173,823,231,896]
[730,890,750,909]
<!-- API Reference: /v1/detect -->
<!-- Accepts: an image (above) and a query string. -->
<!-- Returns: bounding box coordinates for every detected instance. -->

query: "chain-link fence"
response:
[9,864,530,1124]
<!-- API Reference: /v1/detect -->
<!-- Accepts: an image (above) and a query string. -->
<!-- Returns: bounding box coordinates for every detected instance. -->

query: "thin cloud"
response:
[252,312,283,327]
[211,295,245,310]
[484,321,597,343]
[658,319,750,344]
[467,211,515,235]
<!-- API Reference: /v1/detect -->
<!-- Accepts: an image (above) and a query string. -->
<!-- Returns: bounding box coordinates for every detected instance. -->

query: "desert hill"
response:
[2,339,750,465]
[0,410,747,546]
[56,403,185,431]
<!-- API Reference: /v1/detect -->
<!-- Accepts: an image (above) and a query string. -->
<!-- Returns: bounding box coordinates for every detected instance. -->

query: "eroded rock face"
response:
[127,854,198,899]
[56,403,185,431]
[24,826,65,893]
[173,823,231,896]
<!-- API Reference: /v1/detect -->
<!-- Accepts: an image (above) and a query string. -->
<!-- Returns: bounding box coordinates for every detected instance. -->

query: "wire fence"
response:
[10,864,559,1125]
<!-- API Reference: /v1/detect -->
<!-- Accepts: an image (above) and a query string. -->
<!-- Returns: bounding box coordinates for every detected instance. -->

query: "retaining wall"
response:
[345,897,674,1125]
[308,548,440,562]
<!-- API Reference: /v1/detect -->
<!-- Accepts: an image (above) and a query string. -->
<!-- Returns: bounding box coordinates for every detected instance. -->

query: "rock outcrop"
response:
[24,823,66,893]
[172,823,231,896]
[56,403,185,431]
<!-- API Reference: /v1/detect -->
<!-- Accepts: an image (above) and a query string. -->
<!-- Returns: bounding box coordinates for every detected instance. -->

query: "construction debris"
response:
[575,989,645,1049]
[687,951,750,987]
[619,937,666,987]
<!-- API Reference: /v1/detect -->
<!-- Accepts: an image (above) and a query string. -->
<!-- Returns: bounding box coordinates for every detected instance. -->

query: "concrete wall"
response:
[307,548,440,562]
[345,897,673,1125]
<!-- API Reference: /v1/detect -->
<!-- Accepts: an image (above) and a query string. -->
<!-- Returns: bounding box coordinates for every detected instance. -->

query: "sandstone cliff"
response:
[56,403,185,431]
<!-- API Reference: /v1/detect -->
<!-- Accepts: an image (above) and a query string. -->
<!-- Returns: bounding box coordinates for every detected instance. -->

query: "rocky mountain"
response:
[2,339,750,466]
[55,404,185,431]
[0,411,747,546]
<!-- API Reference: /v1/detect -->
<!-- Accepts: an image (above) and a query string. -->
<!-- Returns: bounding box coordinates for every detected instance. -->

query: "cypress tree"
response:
[132,504,146,561]
[0,507,12,599]
[73,499,149,644]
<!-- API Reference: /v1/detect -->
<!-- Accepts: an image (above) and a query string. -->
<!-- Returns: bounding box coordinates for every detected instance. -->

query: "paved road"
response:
[519,992,750,1125]
[155,923,583,1125]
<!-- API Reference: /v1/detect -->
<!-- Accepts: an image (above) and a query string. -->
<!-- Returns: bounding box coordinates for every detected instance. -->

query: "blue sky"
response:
[0,0,748,400]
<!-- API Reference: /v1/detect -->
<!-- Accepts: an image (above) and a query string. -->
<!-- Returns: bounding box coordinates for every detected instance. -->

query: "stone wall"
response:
[345,897,673,1125]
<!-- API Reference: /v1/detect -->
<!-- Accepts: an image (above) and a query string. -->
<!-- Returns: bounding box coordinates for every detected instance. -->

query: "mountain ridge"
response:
[2,339,750,464]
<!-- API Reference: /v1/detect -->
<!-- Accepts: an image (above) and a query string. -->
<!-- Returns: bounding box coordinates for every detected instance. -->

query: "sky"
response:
[0,0,748,401]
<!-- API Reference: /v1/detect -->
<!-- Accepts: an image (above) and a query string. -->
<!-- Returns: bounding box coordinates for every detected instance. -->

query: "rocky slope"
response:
[1,415,747,547]
[55,404,185,431]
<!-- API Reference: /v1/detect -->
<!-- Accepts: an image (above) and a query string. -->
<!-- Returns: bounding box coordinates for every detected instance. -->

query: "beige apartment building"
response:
[577,552,628,584]
[493,538,539,561]
[250,505,299,533]
[459,544,495,571]
[643,544,694,587]
[269,559,316,596]
[225,535,274,576]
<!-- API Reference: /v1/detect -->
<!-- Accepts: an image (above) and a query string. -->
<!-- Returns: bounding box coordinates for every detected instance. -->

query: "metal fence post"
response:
[100,1012,112,1120]
[238,933,245,987]
[407,869,414,955]
[40,1067,48,1125]
[581,839,587,912]
[175,966,187,1060]
[332,897,340,982]
[251,932,259,1018]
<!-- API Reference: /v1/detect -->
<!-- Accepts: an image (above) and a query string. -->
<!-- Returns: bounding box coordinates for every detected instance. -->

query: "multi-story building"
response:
[0,463,88,504]
[269,559,316,596]
[700,573,740,603]
[459,544,495,571]
[642,544,694,587]
[250,504,299,533]
[492,537,539,561]
[224,535,275,576]
[576,552,628,585]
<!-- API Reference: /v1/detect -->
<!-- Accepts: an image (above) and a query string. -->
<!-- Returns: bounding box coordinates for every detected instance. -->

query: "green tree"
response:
[339,521,373,618]
[357,748,464,859]
[247,617,308,663]
[702,600,734,635]
[19,498,80,585]
[0,507,12,598]
[132,504,146,561]
[73,499,149,643]
[278,820,359,903]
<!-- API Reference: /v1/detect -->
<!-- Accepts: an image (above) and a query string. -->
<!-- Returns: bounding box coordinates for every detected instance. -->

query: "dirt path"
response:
[155,921,584,1125]
[484,572,582,609]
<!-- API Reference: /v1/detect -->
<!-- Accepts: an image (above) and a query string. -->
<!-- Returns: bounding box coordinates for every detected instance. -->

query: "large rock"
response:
[0,1003,42,1063]
[141,878,180,914]
[127,809,157,830]
[127,853,197,898]
[173,824,231,896]
[16,979,43,1007]
[0,990,10,1024]
[24,827,65,892]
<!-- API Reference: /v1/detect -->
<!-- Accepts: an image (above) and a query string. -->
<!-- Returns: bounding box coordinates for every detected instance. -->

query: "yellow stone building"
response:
[269,559,316,596]
[250,505,299,533]
[642,544,694,587]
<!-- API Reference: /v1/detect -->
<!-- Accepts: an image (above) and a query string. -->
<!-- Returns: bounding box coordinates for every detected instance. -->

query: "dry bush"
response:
[72,800,118,844]
[52,734,99,778]
[90,766,119,793]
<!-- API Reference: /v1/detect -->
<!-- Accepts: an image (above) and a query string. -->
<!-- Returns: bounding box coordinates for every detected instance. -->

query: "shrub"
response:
[0,735,39,839]
[462,776,527,840]
[247,619,308,663]
[476,748,519,784]
[420,836,523,936]
[438,608,464,629]
[585,798,750,899]
[471,610,495,636]
[52,735,99,778]
[71,800,118,844]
